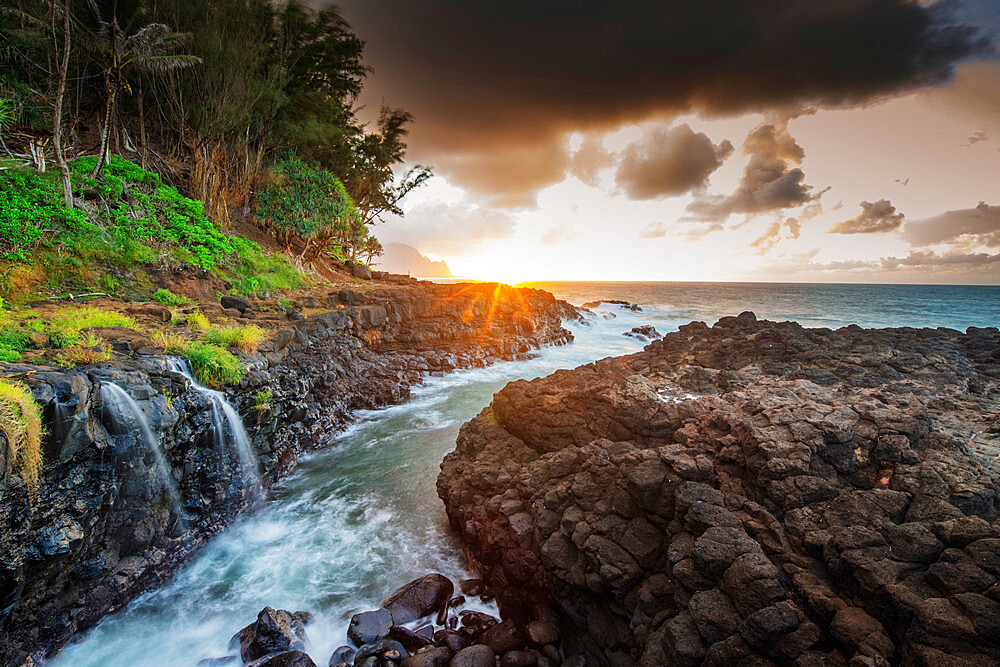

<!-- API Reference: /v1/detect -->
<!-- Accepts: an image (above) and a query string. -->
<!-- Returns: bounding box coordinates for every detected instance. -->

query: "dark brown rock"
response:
[438,316,1000,665]
[449,644,496,667]
[381,574,455,624]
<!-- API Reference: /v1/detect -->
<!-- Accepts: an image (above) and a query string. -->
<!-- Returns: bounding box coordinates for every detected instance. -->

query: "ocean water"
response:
[53,283,999,666]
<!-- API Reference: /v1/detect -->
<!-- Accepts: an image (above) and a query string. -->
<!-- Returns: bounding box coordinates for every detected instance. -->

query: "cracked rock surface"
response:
[438,312,1000,665]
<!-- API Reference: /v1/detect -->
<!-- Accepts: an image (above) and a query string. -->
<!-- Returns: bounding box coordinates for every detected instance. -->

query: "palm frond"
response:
[129,54,202,73]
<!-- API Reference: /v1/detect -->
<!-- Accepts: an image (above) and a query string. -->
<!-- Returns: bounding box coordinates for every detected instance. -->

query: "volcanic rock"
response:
[347,609,393,646]
[381,573,454,624]
[231,607,311,662]
[439,313,1000,664]
[624,325,661,340]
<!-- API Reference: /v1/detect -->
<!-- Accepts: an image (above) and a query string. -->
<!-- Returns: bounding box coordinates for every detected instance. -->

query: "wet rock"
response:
[232,607,311,662]
[624,325,661,341]
[500,650,537,667]
[389,625,435,652]
[247,651,317,667]
[328,645,355,666]
[381,574,455,624]
[353,638,408,665]
[348,609,393,646]
[478,620,525,654]
[433,629,471,653]
[400,646,451,667]
[449,644,496,667]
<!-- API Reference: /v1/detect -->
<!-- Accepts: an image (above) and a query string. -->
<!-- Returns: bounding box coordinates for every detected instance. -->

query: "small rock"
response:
[220,294,254,312]
[525,620,559,647]
[500,650,538,667]
[389,625,434,652]
[327,645,355,666]
[623,325,661,341]
[247,651,317,667]
[348,609,393,646]
[478,620,525,655]
[433,629,471,653]
[399,646,451,667]
[230,607,310,662]
[450,644,496,667]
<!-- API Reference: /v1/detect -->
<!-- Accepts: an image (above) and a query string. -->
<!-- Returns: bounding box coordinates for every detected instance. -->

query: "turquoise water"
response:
[53,283,998,666]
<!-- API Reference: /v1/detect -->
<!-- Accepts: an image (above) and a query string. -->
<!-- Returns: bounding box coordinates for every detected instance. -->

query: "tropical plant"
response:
[0,380,43,500]
[84,2,201,176]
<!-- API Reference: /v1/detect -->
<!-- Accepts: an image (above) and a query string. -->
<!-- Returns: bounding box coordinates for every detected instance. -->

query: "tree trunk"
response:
[138,79,148,170]
[91,84,115,177]
[52,0,73,205]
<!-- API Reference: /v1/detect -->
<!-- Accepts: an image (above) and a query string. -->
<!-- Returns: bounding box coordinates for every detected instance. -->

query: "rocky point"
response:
[438,312,1000,665]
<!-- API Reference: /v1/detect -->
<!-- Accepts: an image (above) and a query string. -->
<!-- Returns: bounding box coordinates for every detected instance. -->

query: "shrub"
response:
[204,324,266,354]
[185,311,210,331]
[53,342,111,368]
[152,288,192,307]
[150,329,189,352]
[0,380,43,499]
[182,342,245,388]
[254,390,272,412]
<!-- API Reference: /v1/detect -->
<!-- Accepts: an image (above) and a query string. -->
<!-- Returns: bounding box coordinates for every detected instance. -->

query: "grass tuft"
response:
[182,342,246,388]
[204,324,266,354]
[0,380,43,500]
[53,341,111,368]
[152,288,193,307]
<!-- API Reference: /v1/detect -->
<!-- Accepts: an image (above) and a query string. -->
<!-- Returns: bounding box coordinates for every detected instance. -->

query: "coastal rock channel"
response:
[438,312,1000,665]
[0,280,576,665]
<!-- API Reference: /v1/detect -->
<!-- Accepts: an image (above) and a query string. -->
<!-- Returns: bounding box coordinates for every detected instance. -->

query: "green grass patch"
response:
[204,324,266,354]
[0,157,307,302]
[152,288,193,307]
[0,379,43,500]
[181,342,246,388]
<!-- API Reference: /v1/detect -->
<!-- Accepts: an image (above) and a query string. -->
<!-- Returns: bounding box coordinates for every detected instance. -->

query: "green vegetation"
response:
[181,311,211,331]
[0,156,306,301]
[1,0,427,282]
[205,324,266,354]
[152,289,193,307]
[253,390,272,412]
[180,342,246,389]
[53,341,112,368]
[0,380,43,500]
[0,305,140,360]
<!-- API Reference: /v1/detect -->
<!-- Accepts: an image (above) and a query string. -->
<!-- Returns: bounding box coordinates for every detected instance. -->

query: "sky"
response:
[337,0,1000,284]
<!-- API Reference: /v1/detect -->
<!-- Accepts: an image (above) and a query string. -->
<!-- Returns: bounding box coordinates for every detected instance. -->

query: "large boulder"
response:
[221,294,254,313]
[380,574,454,624]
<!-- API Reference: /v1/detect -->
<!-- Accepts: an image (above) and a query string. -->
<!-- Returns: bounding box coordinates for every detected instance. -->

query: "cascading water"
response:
[166,358,260,485]
[100,383,184,522]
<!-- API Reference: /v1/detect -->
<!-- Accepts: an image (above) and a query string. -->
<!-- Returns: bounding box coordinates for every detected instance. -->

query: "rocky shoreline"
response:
[438,312,1000,665]
[0,280,577,665]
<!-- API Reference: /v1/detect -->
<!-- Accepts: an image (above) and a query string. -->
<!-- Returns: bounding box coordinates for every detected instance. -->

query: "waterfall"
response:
[100,383,184,521]
[166,359,260,485]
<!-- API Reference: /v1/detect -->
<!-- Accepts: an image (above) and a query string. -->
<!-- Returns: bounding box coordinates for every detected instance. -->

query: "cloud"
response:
[751,217,803,253]
[378,199,516,256]
[685,121,823,221]
[435,144,571,208]
[570,135,615,187]
[902,201,1000,247]
[540,223,572,245]
[964,130,989,146]
[341,0,990,204]
[639,222,669,239]
[614,124,732,199]
[829,199,905,234]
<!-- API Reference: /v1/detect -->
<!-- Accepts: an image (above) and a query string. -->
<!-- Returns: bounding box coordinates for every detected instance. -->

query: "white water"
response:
[100,383,184,523]
[56,306,665,667]
[56,285,1000,666]
[167,358,260,485]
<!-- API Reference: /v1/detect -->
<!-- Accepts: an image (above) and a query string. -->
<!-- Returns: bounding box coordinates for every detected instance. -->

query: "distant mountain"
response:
[377,242,454,278]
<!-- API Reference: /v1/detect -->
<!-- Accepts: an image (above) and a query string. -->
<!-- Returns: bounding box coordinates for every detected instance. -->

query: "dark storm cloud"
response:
[830,199,905,234]
[902,201,1000,246]
[685,122,822,221]
[615,125,733,199]
[339,0,990,202]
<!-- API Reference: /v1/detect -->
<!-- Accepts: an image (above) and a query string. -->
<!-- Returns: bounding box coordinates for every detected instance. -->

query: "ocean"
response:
[53,282,999,666]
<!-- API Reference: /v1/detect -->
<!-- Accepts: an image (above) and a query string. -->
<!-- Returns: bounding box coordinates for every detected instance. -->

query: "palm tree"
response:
[85,1,200,176]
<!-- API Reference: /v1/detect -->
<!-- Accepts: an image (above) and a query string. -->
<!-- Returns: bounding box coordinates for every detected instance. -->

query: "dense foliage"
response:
[0,379,44,500]
[0,156,304,300]
[1,0,428,279]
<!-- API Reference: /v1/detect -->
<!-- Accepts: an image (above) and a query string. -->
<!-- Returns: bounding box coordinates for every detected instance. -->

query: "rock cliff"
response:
[438,312,1000,665]
[0,281,576,665]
